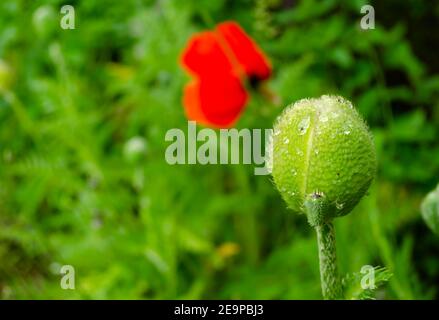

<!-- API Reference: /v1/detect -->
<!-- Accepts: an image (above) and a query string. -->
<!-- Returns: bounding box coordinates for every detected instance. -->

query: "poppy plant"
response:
[180,21,272,128]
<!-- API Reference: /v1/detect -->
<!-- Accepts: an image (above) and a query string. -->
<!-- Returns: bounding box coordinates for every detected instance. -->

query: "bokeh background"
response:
[0,0,438,299]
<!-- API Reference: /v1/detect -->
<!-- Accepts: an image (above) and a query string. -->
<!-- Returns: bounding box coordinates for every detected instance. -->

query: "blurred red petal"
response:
[183,80,207,125]
[199,73,248,127]
[180,21,272,128]
[182,74,248,128]
[180,31,234,77]
[216,21,272,80]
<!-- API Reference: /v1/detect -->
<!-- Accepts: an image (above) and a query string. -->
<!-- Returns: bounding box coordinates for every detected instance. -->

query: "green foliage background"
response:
[0,0,438,299]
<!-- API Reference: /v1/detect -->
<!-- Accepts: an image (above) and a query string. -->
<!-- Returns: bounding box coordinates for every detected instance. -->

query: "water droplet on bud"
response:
[319,114,328,122]
[298,116,311,135]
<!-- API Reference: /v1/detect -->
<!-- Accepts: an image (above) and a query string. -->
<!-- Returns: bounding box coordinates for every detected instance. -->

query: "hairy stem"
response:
[315,222,343,299]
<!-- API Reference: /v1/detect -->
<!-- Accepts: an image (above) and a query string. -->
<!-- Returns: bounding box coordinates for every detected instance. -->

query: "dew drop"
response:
[283,137,290,144]
[319,114,328,122]
[344,130,351,135]
[298,116,310,135]
[292,169,297,176]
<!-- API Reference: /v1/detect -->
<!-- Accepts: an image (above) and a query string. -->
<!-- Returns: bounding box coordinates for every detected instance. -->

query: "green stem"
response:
[315,222,343,300]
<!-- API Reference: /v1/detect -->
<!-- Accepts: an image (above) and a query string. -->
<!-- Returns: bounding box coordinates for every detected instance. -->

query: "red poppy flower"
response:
[180,21,272,128]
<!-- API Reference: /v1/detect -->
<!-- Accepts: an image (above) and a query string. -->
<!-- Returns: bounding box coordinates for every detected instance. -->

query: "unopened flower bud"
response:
[271,95,376,226]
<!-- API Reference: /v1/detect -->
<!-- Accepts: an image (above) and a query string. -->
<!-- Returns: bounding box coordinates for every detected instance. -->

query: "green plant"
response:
[271,95,377,299]
[0,0,437,300]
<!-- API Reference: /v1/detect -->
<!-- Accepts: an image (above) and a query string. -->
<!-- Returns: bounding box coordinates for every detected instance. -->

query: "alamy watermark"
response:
[165,121,273,175]
[60,265,75,290]
[360,5,375,30]
[360,265,376,290]
[60,5,75,29]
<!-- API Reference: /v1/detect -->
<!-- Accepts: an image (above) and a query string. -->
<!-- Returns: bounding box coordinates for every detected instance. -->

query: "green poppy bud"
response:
[271,95,376,226]
[421,184,439,235]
